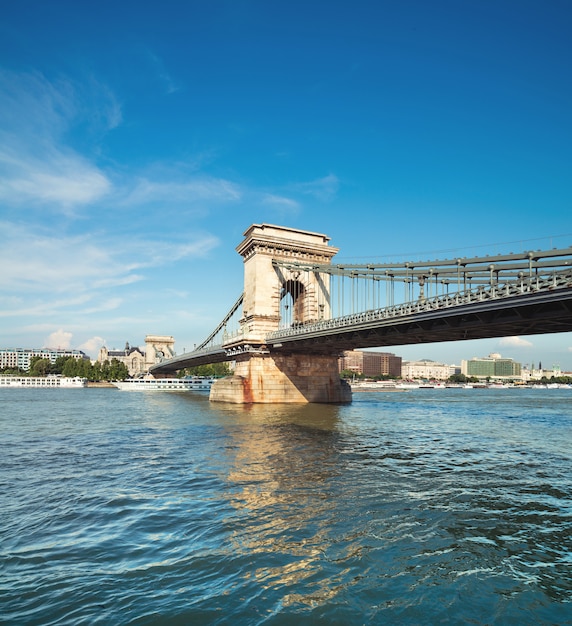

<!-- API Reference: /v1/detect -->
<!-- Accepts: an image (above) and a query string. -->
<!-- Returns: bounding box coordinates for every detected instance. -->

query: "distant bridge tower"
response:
[211,224,351,403]
[144,335,175,371]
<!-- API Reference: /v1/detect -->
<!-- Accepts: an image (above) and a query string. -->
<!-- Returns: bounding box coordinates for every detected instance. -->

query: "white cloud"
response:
[0,222,136,295]
[0,221,219,300]
[45,329,73,349]
[499,336,533,348]
[293,174,340,202]
[79,336,106,357]
[261,194,300,211]
[0,148,111,210]
[0,69,116,213]
[121,177,241,207]
[146,50,181,95]
[0,295,94,319]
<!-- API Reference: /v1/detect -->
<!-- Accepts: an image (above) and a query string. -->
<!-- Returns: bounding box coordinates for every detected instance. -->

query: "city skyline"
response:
[1,1,572,367]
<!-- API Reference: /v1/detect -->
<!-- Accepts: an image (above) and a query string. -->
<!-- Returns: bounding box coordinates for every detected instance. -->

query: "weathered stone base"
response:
[210,354,352,404]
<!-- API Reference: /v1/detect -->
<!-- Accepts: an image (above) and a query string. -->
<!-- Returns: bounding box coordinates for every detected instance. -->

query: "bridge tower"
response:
[144,335,175,371]
[210,224,352,403]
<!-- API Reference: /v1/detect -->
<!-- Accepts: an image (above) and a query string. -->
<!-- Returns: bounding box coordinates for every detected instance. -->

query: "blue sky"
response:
[1,0,571,369]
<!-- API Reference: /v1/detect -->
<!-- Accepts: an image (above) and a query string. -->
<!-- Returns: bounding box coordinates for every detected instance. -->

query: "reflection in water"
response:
[216,404,349,606]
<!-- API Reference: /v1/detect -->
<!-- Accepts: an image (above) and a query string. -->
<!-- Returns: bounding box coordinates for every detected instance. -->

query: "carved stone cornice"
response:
[237,223,338,264]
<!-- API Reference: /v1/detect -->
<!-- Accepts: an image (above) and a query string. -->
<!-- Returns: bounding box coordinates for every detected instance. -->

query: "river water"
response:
[1,387,571,625]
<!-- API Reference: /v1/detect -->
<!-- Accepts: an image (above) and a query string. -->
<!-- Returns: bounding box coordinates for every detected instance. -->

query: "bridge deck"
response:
[151,282,572,373]
[268,287,572,354]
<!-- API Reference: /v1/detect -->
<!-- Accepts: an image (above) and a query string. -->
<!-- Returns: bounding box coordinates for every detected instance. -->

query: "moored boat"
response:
[0,375,87,388]
[112,375,215,392]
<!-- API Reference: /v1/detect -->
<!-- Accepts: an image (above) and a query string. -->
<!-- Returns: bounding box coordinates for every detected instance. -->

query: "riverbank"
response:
[86,381,116,388]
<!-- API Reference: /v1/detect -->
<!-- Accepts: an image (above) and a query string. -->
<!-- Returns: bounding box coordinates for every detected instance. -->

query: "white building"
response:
[0,347,88,371]
[401,359,459,381]
[521,364,562,381]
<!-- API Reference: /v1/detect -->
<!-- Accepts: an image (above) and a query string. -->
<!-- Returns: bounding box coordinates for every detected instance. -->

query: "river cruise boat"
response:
[112,376,215,392]
[0,375,87,388]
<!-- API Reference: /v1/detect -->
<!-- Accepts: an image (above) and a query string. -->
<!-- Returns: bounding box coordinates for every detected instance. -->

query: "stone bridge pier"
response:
[210,224,351,403]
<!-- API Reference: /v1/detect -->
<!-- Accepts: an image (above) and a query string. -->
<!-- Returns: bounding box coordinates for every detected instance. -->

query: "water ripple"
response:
[1,388,571,624]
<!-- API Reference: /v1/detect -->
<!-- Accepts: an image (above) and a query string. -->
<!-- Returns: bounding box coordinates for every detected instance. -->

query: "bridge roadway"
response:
[151,273,572,374]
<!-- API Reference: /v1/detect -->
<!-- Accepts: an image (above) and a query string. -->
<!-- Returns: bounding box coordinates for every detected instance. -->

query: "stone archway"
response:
[235,224,338,342]
[144,335,175,370]
[210,224,351,403]
[280,277,306,327]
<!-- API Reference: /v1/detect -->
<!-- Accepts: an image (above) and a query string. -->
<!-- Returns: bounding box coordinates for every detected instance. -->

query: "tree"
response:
[183,363,230,377]
[108,358,128,380]
[62,357,79,377]
[52,356,69,374]
[340,369,363,379]
[29,357,51,376]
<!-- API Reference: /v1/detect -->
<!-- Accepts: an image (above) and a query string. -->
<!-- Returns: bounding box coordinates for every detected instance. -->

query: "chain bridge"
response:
[151,224,572,403]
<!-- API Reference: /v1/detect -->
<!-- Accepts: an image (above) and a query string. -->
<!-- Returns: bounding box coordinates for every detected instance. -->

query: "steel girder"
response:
[266,288,572,354]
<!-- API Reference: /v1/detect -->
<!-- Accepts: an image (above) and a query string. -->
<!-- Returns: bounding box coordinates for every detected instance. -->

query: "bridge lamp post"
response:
[527,250,534,273]
[428,268,435,298]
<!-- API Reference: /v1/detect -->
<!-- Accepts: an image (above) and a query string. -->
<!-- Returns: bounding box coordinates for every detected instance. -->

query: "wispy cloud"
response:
[147,50,181,95]
[0,69,117,213]
[0,221,219,304]
[292,174,340,202]
[261,193,300,211]
[120,176,242,207]
[499,336,533,348]
[0,148,111,210]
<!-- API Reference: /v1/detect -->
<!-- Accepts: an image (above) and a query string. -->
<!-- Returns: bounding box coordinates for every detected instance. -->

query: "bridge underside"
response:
[151,348,228,372]
[268,289,572,354]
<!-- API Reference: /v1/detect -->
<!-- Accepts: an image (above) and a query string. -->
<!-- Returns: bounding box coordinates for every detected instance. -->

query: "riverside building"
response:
[339,350,402,377]
[461,353,522,380]
[0,347,88,371]
[97,343,146,377]
[401,359,459,381]
[97,335,176,377]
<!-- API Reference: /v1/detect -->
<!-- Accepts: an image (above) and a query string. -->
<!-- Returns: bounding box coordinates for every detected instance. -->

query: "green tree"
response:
[52,356,69,374]
[29,357,51,376]
[0,367,26,375]
[340,369,364,380]
[108,358,128,380]
[62,358,79,377]
[91,361,103,381]
[183,363,230,377]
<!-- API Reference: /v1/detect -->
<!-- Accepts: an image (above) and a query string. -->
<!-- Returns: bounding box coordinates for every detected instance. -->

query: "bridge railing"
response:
[266,268,572,341]
[273,245,572,320]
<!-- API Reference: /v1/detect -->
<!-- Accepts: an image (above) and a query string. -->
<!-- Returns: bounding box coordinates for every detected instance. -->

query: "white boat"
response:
[351,381,397,389]
[112,376,215,392]
[0,375,87,388]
